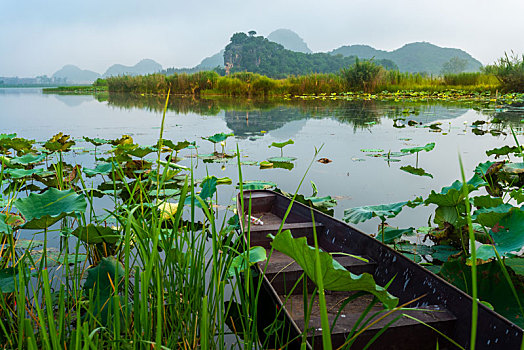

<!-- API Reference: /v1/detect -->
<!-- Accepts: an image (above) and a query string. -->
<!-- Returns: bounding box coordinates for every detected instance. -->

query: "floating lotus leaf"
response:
[395,241,433,256]
[271,230,398,309]
[125,145,155,158]
[10,153,46,165]
[272,161,294,170]
[259,161,273,168]
[227,246,267,277]
[72,224,120,245]
[14,239,43,249]
[267,157,297,163]
[360,149,384,153]
[343,201,408,224]
[5,167,44,179]
[202,132,234,144]
[431,245,460,263]
[83,162,116,177]
[401,142,435,154]
[400,165,433,178]
[14,188,87,229]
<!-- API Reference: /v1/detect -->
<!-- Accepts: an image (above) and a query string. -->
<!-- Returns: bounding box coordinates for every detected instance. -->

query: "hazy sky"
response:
[2,0,524,77]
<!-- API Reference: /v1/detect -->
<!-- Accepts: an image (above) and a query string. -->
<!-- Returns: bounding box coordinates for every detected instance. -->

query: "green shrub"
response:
[341,58,384,92]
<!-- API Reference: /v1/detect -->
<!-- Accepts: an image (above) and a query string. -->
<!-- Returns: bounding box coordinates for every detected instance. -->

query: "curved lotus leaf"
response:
[227,246,267,277]
[305,196,337,209]
[157,139,192,152]
[10,153,46,165]
[343,201,408,224]
[272,230,398,309]
[267,156,297,163]
[425,176,486,207]
[376,227,414,244]
[259,161,273,168]
[72,224,120,245]
[474,161,495,177]
[14,188,87,229]
[472,204,515,228]
[401,142,435,154]
[0,213,11,234]
[5,167,44,179]
[268,139,294,149]
[505,258,524,275]
[0,137,35,154]
[431,245,460,263]
[202,132,234,144]
[216,177,232,185]
[400,165,433,178]
[125,145,155,158]
[83,162,116,177]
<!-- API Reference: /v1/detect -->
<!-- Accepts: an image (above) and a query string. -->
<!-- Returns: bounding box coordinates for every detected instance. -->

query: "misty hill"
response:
[267,29,312,53]
[330,42,482,74]
[224,32,397,78]
[52,65,101,84]
[103,59,163,77]
[197,50,224,69]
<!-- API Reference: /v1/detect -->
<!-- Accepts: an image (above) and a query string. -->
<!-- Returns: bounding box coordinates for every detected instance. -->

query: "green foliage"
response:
[340,58,384,92]
[485,52,524,92]
[441,57,468,75]
[343,201,408,224]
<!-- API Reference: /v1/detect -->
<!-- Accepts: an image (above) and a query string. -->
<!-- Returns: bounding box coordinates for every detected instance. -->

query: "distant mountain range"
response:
[52,59,163,84]
[48,29,484,84]
[329,42,482,74]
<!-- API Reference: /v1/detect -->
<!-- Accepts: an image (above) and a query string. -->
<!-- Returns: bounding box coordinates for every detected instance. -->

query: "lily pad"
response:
[271,230,398,309]
[5,167,44,179]
[10,153,46,165]
[267,157,297,163]
[14,188,87,229]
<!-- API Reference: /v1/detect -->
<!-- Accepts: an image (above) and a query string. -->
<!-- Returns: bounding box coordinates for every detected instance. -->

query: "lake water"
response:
[0,88,519,235]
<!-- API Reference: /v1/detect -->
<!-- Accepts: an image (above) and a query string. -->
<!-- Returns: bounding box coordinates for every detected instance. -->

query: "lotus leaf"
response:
[14,188,87,229]
[72,224,120,245]
[267,157,297,163]
[84,256,124,296]
[505,258,524,275]
[395,241,433,256]
[125,145,155,158]
[431,245,460,263]
[271,230,398,309]
[110,135,133,146]
[474,210,524,260]
[343,201,408,224]
[157,139,192,152]
[259,161,273,168]
[400,165,433,178]
[10,153,46,165]
[14,239,43,249]
[5,167,44,179]
[202,133,233,144]
[0,213,11,234]
[200,176,218,200]
[0,133,16,140]
[304,196,337,209]
[360,149,384,152]
[511,189,524,204]
[472,204,515,228]
[0,267,31,293]
[401,142,435,154]
[83,162,116,177]
[271,161,294,170]
[473,195,504,209]
[486,146,520,157]
[44,133,75,152]
[83,136,110,146]
[439,258,524,327]
[268,139,294,149]
[376,227,414,244]
[227,246,267,277]
[425,176,484,207]
[0,137,35,154]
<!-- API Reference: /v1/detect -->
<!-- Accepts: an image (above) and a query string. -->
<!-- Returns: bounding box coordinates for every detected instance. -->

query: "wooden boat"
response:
[237,190,523,349]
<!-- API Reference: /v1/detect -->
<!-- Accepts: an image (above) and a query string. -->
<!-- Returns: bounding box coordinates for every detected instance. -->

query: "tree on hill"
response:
[441,57,468,75]
[224,32,397,78]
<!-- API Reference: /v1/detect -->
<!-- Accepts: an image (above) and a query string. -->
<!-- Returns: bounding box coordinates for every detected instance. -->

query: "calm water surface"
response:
[0,88,517,234]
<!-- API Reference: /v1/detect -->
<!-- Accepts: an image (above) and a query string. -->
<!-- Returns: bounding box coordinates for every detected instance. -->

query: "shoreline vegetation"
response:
[43,53,524,102]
